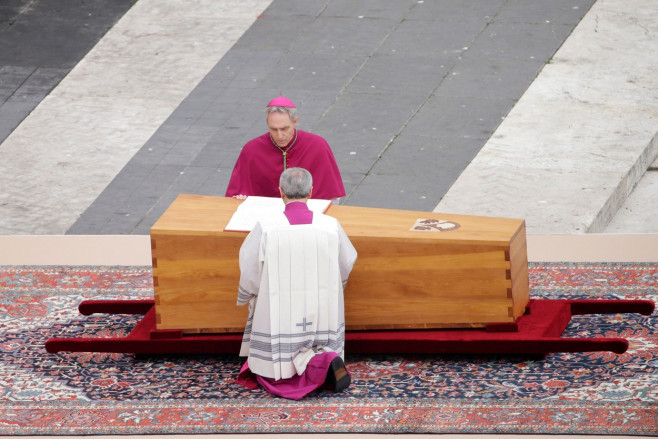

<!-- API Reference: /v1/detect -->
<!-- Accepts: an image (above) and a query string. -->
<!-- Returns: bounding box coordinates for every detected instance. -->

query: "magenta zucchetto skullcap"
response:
[267,96,296,108]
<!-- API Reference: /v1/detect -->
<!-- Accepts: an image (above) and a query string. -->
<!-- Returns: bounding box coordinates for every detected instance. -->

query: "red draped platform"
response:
[45,298,654,356]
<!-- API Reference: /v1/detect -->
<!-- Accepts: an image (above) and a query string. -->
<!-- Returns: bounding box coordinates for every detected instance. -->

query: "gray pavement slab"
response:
[0,0,135,68]
[345,53,453,98]
[404,94,515,143]
[355,132,482,211]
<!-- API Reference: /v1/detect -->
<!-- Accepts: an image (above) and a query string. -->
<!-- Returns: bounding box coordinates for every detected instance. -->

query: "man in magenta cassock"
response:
[225,96,346,202]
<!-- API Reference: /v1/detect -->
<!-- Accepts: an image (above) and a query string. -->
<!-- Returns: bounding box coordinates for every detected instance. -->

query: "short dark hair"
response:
[279,167,312,199]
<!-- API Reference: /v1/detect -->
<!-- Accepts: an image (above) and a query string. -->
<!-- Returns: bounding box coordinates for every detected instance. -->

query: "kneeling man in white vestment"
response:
[235,167,357,399]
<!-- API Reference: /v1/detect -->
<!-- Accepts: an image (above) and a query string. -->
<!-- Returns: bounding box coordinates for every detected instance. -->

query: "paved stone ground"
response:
[436,0,658,233]
[68,0,597,234]
[0,0,656,236]
[0,0,270,235]
[0,0,134,144]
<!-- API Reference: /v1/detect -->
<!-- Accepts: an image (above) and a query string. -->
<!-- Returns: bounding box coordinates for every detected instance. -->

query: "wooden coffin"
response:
[150,194,529,333]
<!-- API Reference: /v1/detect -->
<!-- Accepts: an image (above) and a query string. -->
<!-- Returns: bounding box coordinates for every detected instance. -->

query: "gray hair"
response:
[279,167,312,199]
[265,105,297,122]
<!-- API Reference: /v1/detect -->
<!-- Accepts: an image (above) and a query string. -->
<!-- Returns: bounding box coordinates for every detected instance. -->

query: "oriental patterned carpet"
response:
[0,263,656,435]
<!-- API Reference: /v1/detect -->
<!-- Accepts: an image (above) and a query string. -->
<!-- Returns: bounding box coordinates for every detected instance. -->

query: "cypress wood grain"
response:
[151,195,529,333]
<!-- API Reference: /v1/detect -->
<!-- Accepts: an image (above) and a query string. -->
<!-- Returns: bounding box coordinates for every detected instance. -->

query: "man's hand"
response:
[233,194,248,200]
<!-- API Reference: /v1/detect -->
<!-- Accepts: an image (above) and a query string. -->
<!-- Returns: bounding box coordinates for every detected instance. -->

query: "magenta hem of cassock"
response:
[236,352,342,400]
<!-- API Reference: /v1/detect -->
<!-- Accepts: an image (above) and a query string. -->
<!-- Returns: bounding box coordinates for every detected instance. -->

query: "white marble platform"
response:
[1,234,656,265]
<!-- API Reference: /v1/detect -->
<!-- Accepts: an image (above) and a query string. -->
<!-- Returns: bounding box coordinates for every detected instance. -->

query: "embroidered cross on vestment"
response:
[296,317,313,331]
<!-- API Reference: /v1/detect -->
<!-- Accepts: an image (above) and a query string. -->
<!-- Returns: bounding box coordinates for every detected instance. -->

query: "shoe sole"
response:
[329,357,351,392]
